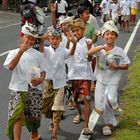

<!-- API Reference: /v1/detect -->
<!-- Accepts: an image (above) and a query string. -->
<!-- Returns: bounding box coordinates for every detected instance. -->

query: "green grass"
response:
[112,45,140,140]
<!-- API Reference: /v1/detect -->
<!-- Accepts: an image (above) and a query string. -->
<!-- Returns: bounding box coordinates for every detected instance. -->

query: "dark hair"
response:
[77,6,89,16]
[67,12,73,17]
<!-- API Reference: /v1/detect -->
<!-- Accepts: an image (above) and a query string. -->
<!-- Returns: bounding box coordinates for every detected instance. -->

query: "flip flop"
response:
[73,114,82,124]
[102,126,112,136]
[82,128,93,135]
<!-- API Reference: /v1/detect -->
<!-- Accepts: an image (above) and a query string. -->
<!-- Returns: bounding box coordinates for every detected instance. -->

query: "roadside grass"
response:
[112,45,140,140]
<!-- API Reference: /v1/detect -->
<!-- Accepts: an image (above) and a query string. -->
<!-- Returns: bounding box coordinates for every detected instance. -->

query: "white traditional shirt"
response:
[110,2,119,20]
[120,0,131,15]
[100,0,112,15]
[43,44,70,89]
[94,46,130,85]
[57,0,68,13]
[67,37,93,80]
[3,48,45,91]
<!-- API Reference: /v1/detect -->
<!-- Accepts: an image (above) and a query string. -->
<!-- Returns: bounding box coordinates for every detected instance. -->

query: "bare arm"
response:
[67,37,77,55]
[87,46,104,59]
[39,33,49,53]
[50,3,57,28]
[108,62,129,70]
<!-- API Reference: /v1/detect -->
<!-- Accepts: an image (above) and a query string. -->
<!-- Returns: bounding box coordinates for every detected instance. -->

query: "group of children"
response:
[3,2,131,140]
[100,0,139,32]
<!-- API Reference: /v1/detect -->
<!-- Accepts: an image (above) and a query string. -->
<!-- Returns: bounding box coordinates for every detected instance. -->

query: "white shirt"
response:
[67,37,93,80]
[131,0,138,9]
[120,0,131,15]
[94,46,130,85]
[100,0,112,15]
[57,0,68,13]
[110,3,119,20]
[43,44,70,89]
[3,48,45,91]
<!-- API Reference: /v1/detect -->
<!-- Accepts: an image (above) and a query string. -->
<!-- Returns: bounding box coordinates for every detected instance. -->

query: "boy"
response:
[40,27,77,140]
[3,22,46,140]
[68,18,94,135]
[87,20,130,136]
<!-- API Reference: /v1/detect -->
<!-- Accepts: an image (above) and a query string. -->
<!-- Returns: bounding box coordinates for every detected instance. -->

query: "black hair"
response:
[67,12,73,17]
[77,6,89,16]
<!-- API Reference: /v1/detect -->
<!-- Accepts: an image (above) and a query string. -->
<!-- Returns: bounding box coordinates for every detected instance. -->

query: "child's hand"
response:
[86,39,92,50]
[19,38,32,53]
[31,77,44,87]
[40,32,49,42]
[66,30,77,44]
[69,36,77,45]
[50,3,57,13]
[107,61,118,70]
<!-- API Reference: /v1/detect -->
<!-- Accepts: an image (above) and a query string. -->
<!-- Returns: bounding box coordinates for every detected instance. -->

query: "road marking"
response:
[0,23,20,29]
[124,19,140,54]
[0,50,11,57]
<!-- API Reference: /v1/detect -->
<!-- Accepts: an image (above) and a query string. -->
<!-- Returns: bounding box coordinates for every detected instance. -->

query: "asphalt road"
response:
[0,10,140,140]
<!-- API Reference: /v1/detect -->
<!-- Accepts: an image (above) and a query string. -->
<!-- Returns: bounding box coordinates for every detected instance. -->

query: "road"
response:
[0,10,140,140]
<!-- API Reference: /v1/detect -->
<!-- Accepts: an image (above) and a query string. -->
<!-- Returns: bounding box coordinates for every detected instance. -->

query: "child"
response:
[110,0,119,25]
[3,22,46,140]
[87,20,130,136]
[100,0,112,23]
[130,0,138,25]
[40,27,77,140]
[120,0,131,32]
[67,18,94,135]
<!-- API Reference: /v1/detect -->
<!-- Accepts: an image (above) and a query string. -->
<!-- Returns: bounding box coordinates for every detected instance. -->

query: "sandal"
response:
[73,114,82,124]
[82,128,93,135]
[102,126,112,136]
[67,100,75,110]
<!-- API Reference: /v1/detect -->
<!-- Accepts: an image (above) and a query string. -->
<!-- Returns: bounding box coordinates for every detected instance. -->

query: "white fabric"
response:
[94,46,130,85]
[57,0,68,13]
[95,81,118,110]
[120,0,131,15]
[67,37,93,80]
[103,91,118,127]
[3,48,45,91]
[110,3,119,21]
[43,44,70,89]
[100,0,112,14]
[88,14,99,32]
[130,0,138,9]
[52,87,65,111]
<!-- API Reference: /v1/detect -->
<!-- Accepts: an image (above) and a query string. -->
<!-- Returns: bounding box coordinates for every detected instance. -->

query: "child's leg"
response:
[6,91,27,140]
[83,99,90,128]
[13,113,24,140]
[52,111,62,139]
[103,85,121,126]
[25,86,42,140]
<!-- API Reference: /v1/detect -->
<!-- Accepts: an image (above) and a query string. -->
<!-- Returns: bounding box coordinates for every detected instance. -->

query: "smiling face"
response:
[22,34,35,47]
[102,31,118,45]
[48,36,62,49]
[71,26,85,41]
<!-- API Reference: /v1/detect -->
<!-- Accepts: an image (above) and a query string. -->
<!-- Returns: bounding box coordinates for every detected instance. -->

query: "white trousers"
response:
[95,81,119,126]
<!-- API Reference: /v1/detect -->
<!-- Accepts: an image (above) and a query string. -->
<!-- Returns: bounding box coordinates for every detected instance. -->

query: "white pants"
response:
[95,81,119,126]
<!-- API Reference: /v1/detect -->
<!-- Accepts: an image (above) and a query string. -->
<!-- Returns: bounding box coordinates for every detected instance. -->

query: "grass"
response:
[112,45,140,140]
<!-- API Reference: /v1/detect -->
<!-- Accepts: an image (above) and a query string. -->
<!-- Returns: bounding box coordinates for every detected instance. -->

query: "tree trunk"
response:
[2,0,8,9]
